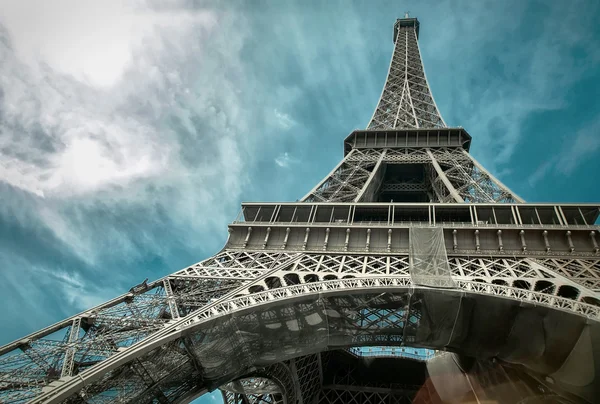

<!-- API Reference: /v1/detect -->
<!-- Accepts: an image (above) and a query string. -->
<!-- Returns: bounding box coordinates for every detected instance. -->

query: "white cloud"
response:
[0,2,298,343]
[0,0,216,88]
[35,267,113,310]
[0,1,219,199]
[526,118,600,187]
[0,1,275,270]
[527,159,555,188]
[420,2,600,173]
[557,126,600,175]
[275,152,295,168]
[274,109,296,130]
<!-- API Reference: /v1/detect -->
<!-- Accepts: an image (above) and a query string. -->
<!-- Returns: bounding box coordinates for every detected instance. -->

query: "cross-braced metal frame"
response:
[1,15,599,404]
[368,19,445,130]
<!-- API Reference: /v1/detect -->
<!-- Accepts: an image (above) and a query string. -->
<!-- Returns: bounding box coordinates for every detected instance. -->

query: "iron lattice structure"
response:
[2,15,600,404]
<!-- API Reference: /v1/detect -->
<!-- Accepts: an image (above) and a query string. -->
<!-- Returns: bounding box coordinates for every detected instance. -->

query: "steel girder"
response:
[2,247,600,403]
[301,148,523,203]
[3,269,598,403]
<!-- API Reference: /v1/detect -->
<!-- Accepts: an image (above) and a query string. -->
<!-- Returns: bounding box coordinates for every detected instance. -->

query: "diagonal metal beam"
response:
[426,149,464,203]
[354,151,386,202]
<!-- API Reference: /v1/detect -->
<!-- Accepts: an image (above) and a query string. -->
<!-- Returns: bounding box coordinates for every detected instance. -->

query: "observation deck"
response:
[343,127,472,155]
[394,17,420,41]
[230,202,600,257]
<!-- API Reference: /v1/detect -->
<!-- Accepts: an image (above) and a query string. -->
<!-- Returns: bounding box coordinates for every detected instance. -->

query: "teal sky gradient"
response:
[0,1,599,403]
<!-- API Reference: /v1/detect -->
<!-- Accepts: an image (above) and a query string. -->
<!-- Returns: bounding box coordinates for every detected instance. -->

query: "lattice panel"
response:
[320,388,414,404]
[250,253,599,309]
[428,164,454,203]
[345,149,384,162]
[287,254,411,276]
[0,277,240,404]
[356,307,409,331]
[439,151,520,203]
[306,146,522,205]
[303,150,377,203]
[294,354,321,403]
[449,258,553,279]
[175,251,300,279]
[531,258,600,291]
[223,390,283,404]
[368,24,444,130]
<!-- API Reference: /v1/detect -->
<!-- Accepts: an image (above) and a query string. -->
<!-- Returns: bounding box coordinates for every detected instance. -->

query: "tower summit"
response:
[2,16,600,404]
[395,15,420,41]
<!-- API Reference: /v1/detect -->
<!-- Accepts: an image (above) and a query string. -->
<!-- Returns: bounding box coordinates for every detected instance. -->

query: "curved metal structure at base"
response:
[19,282,600,403]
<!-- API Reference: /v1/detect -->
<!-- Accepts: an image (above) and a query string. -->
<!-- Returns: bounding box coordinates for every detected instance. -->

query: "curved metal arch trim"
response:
[31,276,600,403]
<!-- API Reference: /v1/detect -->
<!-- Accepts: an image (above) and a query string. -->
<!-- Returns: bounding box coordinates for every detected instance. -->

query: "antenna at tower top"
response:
[404,11,410,18]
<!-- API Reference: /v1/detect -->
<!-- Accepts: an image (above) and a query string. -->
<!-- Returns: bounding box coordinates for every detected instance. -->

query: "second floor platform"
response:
[235,202,600,229]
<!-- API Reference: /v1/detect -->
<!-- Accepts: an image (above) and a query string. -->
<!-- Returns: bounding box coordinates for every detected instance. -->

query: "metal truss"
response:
[222,390,281,404]
[2,247,599,403]
[2,251,599,402]
[0,278,233,403]
[221,371,288,404]
[319,388,415,404]
[531,258,600,291]
[318,350,423,404]
[301,148,523,203]
[2,15,599,404]
[301,149,379,203]
[368,19,445,130]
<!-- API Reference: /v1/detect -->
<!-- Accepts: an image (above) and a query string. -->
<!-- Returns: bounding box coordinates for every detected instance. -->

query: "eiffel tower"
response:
[2,14,600,404]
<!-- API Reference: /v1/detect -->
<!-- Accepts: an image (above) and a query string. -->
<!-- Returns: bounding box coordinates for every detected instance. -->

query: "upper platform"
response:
[394,17,420,41]
[343,127,472,156]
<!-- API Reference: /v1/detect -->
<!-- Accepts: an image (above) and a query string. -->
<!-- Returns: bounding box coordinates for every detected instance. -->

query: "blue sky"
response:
[0,1,599,403]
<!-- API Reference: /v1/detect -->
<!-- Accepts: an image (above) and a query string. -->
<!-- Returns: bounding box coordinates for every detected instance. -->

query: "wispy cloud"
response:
[527,160,555,188]
[0,1,216,199]
[527,117,600,187]
[0,0,297,341]
[0,0,273,265]
[421,1,600,174]
[275,152,296,168]
[35,266,115,310]
[274,109,296,130]
[557,125,600,175]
